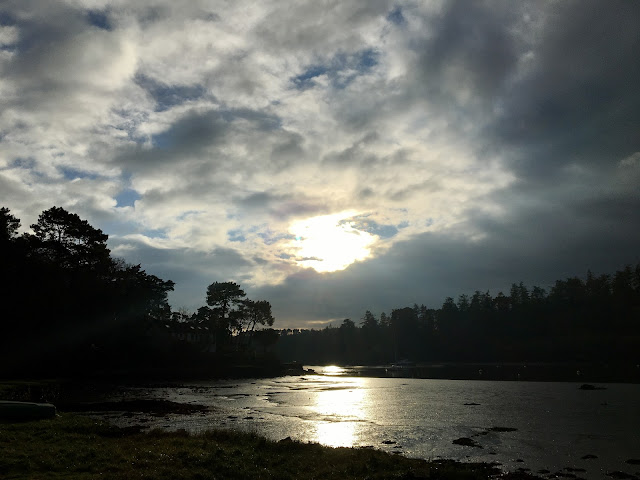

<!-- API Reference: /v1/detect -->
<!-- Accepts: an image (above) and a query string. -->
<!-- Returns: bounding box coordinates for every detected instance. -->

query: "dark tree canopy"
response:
[29,206,111,268]
[31,206,108,246]
[242,299,275,332]
[276,264,640,369]
[0,205,175,377]
[0,207,20,241]
[206,281,246,322]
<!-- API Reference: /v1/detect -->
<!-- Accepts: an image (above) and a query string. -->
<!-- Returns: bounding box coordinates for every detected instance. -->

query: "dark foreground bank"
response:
[0,414,539,480]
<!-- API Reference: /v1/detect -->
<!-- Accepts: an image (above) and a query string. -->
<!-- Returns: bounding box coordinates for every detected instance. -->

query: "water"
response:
[103,368,640,479]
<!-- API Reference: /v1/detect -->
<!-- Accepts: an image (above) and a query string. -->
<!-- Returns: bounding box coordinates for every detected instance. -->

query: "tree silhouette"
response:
[29,206,110,269]
[242,299,275,333]
[206,281,247,338]
[0,207,20,241]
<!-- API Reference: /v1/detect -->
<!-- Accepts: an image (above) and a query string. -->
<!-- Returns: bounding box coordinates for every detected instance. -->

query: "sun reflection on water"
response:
[322,365,346,376]
[311,378,366,448]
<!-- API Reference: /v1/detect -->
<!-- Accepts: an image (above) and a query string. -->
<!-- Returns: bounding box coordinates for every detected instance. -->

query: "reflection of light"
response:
[312,379,366,448]
[316,421,356,448]
[288,211,376,272]
[323,365,345,375]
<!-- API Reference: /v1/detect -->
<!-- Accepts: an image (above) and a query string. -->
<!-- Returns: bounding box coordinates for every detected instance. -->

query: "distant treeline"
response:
[0,207,278,378]
[276,265,640,365]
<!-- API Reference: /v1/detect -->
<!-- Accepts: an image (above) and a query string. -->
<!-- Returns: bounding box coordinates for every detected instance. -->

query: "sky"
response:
[1,0,639,328]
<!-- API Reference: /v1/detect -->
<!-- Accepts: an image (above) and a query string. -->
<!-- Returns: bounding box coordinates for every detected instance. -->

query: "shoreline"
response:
[1,413,540,480]
[4,380,640,479]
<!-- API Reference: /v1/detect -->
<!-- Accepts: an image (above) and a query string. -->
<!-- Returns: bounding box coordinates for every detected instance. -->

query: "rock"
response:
[538,469,551,474]
[464,402,481,406]
[581,454,598,460]
[627,460,640,466]
[382,440,396,445]
[565,467,587,473]
[452,437,482,448]
[489,426,518,432]
[579,384,606,390]
[278,436,293,443]
[606,471,638,479]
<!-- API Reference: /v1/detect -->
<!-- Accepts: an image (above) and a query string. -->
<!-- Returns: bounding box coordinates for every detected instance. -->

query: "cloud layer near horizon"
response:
[1,0,639,327]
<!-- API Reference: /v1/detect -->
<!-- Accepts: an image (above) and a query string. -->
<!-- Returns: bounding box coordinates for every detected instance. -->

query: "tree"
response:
[0,207,20,241]
[242,299,275,333]
[457,294,470,312]
[340,318,356,330]
[206,281,246,334]
[360,310,378,330]
[30,206,110,268]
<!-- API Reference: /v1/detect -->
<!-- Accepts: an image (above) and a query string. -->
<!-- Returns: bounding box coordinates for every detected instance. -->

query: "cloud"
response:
[1,0,638,328]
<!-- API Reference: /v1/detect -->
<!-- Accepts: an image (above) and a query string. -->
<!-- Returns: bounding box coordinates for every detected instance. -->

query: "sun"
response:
[288,211,376,273]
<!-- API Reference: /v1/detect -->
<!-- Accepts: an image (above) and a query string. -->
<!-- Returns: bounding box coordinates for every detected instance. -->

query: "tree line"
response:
[0,206,276,378]
[3,205,637,376]
[276,265,640,366]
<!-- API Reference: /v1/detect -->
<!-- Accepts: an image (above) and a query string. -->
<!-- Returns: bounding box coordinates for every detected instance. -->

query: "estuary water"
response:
[104,368,640,479]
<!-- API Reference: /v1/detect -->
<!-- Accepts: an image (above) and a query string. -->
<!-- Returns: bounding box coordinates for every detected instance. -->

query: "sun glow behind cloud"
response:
[288,211,377,273]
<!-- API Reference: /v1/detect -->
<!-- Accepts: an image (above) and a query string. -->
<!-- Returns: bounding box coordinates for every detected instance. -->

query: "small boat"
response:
[0,401,57,421]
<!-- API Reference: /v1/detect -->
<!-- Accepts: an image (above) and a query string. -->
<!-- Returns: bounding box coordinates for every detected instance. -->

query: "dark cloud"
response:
[1,2,125,111]
[115,107,284,177]
[489,1,640,178]
[269,132,305,171]
[414,0,521,103]
[151,110,228,151]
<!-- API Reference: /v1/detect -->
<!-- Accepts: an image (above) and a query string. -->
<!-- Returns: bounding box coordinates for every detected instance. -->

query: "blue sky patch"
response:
[258,231,296,245]
[140,227,167,239]
[60,167,99,181]
[291,48,379,91]
[387,6,407,26]
[86,9,112,30]
[228,229,246,243]
[0,11,16,27]
[115,188,141,208]
[135,75,207,112]
[8,157,36,170]
[151,131,172,149]
[292,65,330,89]
[342,215,402,239]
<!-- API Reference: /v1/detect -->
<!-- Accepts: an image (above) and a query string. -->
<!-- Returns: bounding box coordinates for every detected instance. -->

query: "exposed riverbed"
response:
[84,368,640,479]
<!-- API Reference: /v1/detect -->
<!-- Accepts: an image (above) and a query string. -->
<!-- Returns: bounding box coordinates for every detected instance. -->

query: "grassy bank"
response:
[0,414,534,480]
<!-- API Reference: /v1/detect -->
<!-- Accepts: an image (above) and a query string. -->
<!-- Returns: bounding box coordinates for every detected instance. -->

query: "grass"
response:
[0,414,538,480]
